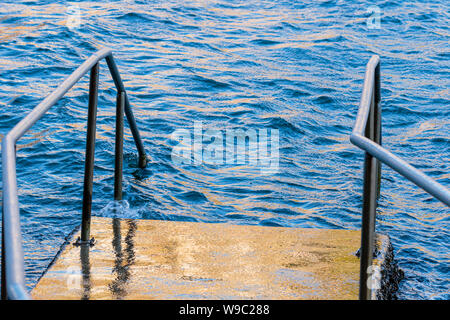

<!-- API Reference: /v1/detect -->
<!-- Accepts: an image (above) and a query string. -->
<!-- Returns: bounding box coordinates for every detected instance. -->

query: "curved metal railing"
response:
[1,48,147,299]
[351,55,450,299]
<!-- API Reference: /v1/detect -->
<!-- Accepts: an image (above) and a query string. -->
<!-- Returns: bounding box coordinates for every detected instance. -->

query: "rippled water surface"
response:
[0,0,448,299]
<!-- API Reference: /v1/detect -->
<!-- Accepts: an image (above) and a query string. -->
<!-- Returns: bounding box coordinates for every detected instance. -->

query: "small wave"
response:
[98,200,141,219]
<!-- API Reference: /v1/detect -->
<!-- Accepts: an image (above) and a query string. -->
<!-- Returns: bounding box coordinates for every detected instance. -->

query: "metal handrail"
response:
[1,48,147,299]
[351,55,450,300]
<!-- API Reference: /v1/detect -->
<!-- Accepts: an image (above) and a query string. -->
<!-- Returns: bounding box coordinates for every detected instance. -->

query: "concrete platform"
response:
[31,217,391,300]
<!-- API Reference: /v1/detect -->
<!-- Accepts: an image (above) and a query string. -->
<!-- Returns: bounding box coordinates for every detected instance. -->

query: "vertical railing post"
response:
[105,55,147,168]
[80,63,99,243]
[1,211,6,299]
[374,64,381,198]
[114,92,124,201]
[359,69,380,300]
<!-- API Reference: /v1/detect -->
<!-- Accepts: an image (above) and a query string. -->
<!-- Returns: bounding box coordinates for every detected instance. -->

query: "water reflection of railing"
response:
[80,244,91,300]
[351,55,450,300]
[1,48,147,300]
[77,217,137,300]
[109,218,137,299]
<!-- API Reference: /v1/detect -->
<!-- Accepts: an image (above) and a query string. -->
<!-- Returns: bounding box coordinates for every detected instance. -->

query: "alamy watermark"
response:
[366,5,381,29]
[66,266,81,290]
[66,4,81,30]
[171,122,279,175]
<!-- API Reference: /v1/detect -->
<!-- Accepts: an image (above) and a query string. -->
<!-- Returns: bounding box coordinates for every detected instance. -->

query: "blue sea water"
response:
[0,0,448,300]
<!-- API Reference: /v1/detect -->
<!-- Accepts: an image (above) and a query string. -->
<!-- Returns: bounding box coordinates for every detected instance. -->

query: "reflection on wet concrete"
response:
[32,217,383,300]
[108,218,137,299]
[79,245,91,300]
